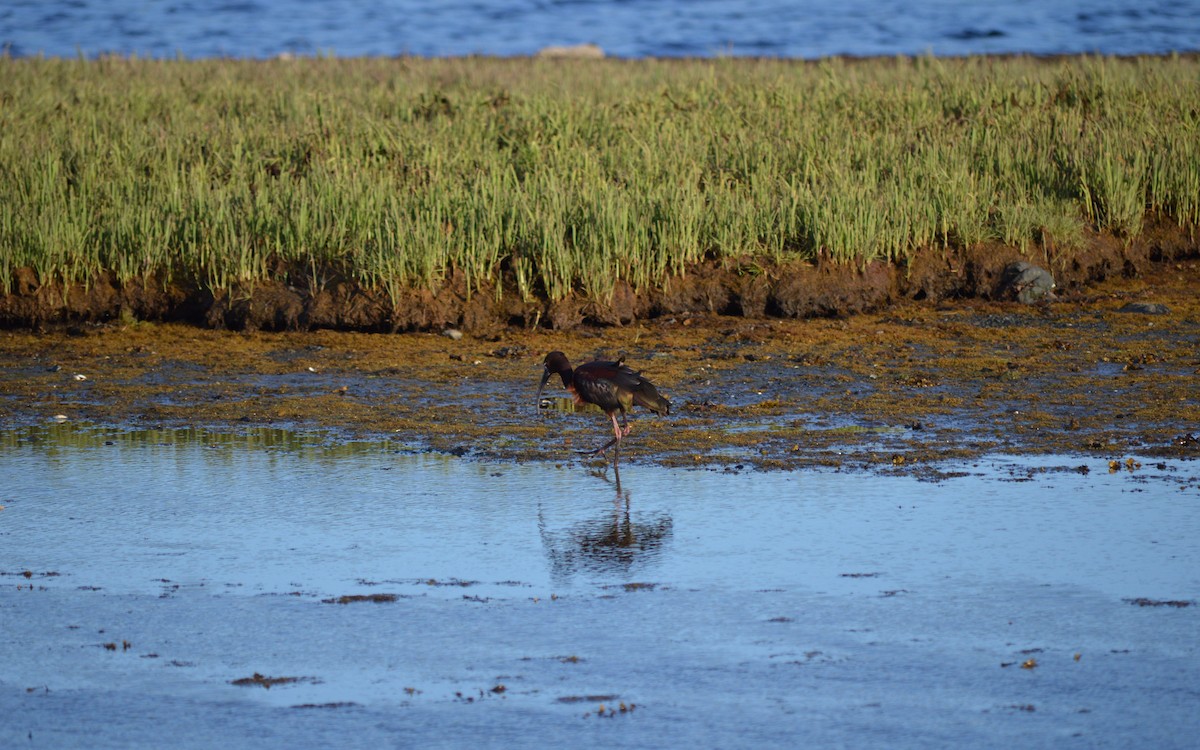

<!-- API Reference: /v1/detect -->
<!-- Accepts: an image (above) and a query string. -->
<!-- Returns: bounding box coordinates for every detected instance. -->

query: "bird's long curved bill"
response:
[536,368,551,413]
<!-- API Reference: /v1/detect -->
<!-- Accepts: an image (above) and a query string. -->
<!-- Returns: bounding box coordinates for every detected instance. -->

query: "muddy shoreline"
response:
[1,254,1197,475]
[3,221,1196,333]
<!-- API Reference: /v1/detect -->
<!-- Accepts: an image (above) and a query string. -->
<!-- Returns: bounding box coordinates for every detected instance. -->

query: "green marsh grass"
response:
[1,54,1197,304]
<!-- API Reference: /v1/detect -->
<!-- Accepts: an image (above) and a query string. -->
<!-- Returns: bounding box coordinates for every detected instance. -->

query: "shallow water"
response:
[2,424,1198,748]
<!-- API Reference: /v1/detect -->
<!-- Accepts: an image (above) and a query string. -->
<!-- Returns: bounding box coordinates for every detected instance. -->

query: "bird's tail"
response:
[632,381,670,416]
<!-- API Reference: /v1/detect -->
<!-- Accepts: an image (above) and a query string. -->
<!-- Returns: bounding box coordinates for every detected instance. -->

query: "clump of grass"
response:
[1,54,1197,303]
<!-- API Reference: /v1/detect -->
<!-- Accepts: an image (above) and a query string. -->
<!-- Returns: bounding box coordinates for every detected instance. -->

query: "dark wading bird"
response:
[537,351,670,466]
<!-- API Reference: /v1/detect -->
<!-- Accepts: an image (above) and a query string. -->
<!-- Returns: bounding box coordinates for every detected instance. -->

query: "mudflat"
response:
[2,259,1197,475]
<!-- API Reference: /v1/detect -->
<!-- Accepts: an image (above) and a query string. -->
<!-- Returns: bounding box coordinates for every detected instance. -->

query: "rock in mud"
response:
[1117,301,1170,315]
[998,261,1055,304]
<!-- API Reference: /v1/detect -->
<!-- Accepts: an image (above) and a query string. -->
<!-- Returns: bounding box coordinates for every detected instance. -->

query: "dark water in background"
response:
[3,0,1199,60]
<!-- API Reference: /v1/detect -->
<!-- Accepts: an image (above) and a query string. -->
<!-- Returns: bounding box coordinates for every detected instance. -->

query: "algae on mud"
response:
[1,259,1197,473]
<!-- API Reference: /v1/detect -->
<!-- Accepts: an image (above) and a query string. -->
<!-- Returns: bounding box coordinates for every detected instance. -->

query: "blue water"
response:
[3,425,1199,748]
[3,0,1199,60]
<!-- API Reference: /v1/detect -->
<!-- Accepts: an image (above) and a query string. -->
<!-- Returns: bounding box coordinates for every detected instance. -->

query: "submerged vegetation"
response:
[1,53,1198,311]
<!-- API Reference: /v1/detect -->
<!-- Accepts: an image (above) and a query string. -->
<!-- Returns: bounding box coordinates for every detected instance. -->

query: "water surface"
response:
[4,0,1199,59]
[2,424,1198,748]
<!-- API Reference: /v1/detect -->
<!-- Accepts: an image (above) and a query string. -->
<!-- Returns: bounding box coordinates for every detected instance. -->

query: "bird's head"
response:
[542,351,571,375]
[537,351,572,411]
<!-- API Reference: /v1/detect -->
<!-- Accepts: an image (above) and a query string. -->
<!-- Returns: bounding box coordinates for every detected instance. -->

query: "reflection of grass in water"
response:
[0,421,403,459]
[2,55,1199,305]
[819,425,905,435]
[539,397,600,414]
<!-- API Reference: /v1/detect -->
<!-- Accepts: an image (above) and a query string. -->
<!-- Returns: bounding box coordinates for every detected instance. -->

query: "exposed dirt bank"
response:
[3,221,1196,333]
[1,253,1197,476]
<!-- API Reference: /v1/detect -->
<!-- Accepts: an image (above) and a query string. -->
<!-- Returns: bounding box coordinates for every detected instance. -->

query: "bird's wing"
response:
[614,363,671,416]
[628,378,670,415]
[574,360,670,415]
[572,364,623,410]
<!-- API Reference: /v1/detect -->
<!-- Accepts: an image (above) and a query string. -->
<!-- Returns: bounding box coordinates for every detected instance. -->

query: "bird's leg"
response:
[572,414,624,460]
[611,413,622,468]
[573,437,617,456]
[620,412,633,438]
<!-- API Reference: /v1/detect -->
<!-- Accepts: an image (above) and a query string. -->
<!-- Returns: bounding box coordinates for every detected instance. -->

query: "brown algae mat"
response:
[2,260,1197,476]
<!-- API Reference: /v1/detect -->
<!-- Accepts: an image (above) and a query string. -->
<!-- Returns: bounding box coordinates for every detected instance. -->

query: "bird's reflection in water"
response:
[538,467,673,585]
